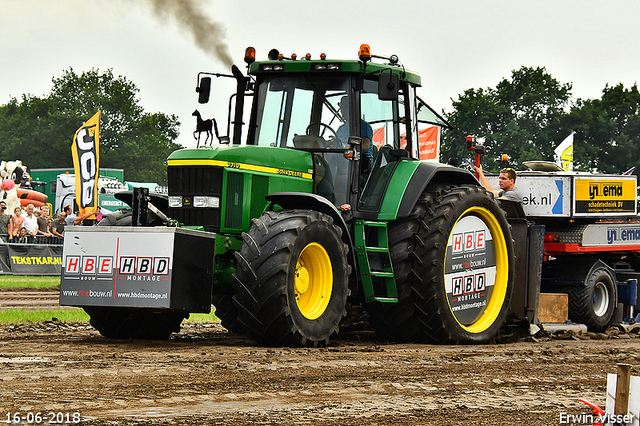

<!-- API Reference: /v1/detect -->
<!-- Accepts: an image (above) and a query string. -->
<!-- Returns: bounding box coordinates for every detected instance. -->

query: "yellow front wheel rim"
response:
[294,243,333,320]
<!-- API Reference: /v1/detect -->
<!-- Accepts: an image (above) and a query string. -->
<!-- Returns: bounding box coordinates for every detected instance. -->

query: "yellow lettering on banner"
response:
[9,255,62,266]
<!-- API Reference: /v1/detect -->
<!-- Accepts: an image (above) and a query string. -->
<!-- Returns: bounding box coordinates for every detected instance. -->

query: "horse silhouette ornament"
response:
[192,110,220,148]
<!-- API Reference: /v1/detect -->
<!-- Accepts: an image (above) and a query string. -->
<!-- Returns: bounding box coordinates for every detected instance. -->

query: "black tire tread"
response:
[559,269,615,332]
[232,210,350,347]
[85,307,187,340]
[212,294,245,335]
[366,184,514,344]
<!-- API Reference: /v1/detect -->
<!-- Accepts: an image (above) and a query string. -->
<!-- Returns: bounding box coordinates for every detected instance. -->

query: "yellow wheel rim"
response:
[294,243,333,320]
[445,206,510,334]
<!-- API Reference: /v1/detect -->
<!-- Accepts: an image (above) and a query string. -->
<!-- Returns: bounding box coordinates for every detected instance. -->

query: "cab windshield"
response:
[252,75,349,149]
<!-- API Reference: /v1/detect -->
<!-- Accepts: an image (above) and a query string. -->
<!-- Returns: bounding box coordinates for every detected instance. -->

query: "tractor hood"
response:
[167,145,314,180]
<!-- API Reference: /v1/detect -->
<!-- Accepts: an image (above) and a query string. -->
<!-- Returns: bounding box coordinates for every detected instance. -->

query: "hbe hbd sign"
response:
[59,226,215,312]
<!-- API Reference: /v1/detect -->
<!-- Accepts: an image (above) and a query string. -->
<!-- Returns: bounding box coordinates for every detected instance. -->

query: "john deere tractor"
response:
[60,45,516,346]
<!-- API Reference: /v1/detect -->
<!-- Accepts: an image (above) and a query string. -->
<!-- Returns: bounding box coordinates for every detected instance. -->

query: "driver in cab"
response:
[336,97,374,171]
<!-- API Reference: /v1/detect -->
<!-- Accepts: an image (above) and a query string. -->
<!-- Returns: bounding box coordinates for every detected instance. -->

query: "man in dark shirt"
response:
[51,212,66,238]
[0,201,10,241]
[36,206,52,237]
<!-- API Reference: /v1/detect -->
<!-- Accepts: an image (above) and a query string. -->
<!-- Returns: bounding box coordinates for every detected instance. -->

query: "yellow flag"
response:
[71,111,100,217]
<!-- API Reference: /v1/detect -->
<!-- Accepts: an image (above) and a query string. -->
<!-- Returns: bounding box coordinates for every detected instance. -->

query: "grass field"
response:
[0,308,89,324]
[0,275,60,289]
[0,309,219,325]
[0,275,220,325]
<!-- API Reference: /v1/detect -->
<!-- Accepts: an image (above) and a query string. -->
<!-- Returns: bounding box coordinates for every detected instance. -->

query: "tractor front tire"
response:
[233,210,350,347]
[366,184,514,344]
[84,307,187,340]
[213,294,245,335]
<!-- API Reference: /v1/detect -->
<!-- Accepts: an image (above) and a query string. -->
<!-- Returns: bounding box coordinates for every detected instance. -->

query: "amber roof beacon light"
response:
[244,46,256,65]
[359,44,371,62]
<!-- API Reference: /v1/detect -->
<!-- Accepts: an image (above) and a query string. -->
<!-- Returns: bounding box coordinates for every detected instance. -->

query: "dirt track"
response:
[1,320,640,425]
[0,289,59,308]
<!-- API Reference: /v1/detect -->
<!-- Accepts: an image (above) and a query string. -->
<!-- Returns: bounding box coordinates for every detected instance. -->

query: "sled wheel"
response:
[212,294,245,334]
[563,267,616,332]
[232,210,350,347]
[366,184,514,344]
[84,307,187,340]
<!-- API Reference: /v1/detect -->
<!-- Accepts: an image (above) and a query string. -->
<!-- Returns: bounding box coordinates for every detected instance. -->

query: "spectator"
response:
[73,209,95,226]
[51,212,66,238]
[95,206,104,223]
[63,205,76,226]
[0,201,10,241]
[16,227,30,243]
[21,203,38,237]
[8,206,24,242]
[36,206,52,238]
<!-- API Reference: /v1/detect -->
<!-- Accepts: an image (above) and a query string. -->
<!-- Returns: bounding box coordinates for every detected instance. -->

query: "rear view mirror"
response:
[196,77,211,104]
[378,72,399,101]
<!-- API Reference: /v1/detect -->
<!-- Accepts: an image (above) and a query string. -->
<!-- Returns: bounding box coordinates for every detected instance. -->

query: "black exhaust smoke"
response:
[144,0,233,68]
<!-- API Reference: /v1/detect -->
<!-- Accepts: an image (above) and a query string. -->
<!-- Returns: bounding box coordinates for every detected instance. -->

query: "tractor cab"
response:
[196,45,449,214]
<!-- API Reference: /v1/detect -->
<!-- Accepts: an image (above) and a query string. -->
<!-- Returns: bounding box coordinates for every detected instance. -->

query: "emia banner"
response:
[71,111,100,217]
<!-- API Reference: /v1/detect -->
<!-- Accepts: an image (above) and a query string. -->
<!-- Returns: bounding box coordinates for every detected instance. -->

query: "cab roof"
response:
[248,59,422,87]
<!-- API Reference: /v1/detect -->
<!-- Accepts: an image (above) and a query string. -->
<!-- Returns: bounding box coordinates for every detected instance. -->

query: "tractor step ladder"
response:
[354,220,398,303]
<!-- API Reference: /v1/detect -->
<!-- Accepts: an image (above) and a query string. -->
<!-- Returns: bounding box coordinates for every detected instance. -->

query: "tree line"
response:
[0,68,182,185]
[1,66,638,182]
[441,66,640,173]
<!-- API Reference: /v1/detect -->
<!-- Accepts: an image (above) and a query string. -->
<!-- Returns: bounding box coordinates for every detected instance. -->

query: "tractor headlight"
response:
[193,196,220,208]
[169,196,183,208]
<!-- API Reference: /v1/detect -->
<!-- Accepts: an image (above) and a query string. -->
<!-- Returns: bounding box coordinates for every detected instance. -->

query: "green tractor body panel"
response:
[167,145,314,236]
[167,145,315,178]
[376,160,422,221]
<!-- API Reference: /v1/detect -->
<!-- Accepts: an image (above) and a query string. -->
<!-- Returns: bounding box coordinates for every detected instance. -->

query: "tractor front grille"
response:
[167,166,223,232]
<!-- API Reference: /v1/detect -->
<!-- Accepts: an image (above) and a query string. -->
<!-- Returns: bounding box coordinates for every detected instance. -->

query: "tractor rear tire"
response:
[212,294,245,335]
[366,184,514,344]
[561,267,616,332]
[232,210,350,347]
[84,307,187,340]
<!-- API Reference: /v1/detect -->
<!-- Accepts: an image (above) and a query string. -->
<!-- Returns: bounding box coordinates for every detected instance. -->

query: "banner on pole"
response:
[71,111,101,217]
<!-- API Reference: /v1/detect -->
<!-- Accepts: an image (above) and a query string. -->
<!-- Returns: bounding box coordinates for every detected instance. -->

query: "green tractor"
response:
[61,45,516,346]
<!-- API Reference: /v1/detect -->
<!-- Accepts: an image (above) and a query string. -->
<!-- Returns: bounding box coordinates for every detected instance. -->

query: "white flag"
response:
[554,132,573,172]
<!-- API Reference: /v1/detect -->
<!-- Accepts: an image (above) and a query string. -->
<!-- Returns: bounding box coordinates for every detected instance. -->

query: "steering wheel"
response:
[305,122,341,148]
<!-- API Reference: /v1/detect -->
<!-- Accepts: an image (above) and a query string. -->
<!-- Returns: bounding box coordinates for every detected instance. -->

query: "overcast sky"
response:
[2,0,639,149]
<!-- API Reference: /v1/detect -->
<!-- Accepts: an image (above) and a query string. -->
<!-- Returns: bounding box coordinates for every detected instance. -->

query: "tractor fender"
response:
[396,162,479,219]
[265,192,358,294]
